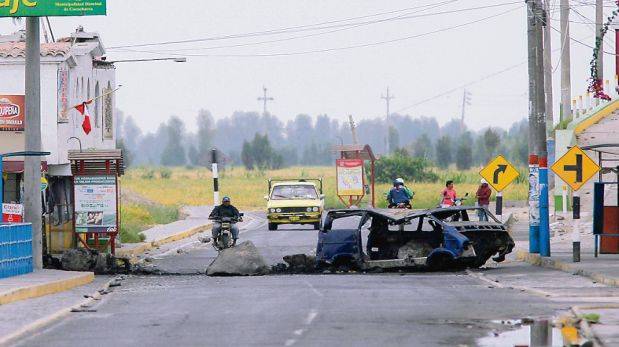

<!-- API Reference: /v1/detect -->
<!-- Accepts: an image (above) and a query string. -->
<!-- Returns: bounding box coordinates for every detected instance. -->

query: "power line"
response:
[107,1,522,50]
[112,6,523,58]
[114,0,456,53]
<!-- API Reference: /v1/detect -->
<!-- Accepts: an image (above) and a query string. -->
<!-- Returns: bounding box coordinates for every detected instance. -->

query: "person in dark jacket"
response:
[475,179,492,221]
[209,196,241,242]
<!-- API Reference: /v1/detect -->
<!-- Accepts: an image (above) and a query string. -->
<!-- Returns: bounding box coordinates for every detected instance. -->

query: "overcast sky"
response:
[0,0,615,133]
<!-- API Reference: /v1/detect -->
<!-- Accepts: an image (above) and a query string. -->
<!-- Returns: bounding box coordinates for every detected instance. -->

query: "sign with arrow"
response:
[551,146,600,191]
[479,155,520,192]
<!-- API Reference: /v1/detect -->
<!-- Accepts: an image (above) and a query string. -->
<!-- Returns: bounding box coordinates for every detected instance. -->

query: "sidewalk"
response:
[511,213,619,346]
[0,269,93,305]
[117,206,213,259]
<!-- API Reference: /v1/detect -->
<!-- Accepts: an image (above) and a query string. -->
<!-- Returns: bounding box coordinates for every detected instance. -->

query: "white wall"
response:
[0,54,116,166]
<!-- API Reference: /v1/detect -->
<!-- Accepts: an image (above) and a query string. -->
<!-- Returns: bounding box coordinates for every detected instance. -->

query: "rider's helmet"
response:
[395,178,405,185]
[222,196,231,204]
[392,179,400,187]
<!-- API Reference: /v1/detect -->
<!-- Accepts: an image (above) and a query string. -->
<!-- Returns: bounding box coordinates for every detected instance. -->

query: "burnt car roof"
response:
[327,206,499,224]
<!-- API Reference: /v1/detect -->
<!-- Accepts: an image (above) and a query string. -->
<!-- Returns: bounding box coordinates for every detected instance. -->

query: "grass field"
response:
[122,166,528,211]
[120,201,179,243]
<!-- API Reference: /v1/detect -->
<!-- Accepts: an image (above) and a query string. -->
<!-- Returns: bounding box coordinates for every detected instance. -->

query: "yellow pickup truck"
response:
[265,178,324,230]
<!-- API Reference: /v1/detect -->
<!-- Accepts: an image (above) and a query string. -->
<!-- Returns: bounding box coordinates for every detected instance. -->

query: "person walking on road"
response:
[440,180,457,207]
[475,179,492,221]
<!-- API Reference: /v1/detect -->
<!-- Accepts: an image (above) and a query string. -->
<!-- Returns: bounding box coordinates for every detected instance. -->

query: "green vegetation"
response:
[123,166,527,211]
[120,202,179,243]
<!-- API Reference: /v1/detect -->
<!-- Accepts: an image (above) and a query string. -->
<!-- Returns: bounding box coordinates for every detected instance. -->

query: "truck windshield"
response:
[271,185,317,200]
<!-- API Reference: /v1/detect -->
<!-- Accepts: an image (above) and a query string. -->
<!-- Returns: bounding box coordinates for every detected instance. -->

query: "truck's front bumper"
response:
[267,212,321,224]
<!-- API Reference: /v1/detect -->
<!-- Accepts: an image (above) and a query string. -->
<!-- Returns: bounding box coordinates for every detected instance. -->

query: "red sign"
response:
[0,95,25,131]
[2,203,23,223]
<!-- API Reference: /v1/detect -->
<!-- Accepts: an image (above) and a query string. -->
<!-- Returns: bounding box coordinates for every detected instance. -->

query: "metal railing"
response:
[0,223,33,278]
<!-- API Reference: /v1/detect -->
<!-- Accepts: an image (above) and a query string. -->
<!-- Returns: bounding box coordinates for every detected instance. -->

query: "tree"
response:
[187,145,199,166]
[241,140,254,170]
[455,131,473,170]
[483,128,501,162]
[196,110,214,166]
[160,116,187,166]
[388,126,400,152]
[412,134,433,159]
[435,135,452,168]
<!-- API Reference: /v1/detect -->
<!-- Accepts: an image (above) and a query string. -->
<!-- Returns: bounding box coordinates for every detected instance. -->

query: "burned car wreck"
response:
[316,207,515,271]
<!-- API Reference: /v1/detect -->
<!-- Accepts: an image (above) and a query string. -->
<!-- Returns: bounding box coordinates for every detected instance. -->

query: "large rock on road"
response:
[206,241,270,276]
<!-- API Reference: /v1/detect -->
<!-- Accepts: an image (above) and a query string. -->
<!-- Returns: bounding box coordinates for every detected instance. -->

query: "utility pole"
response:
[24,17,43,269]
[527,0,541,254]
[536,0,550,257]
[257,86,274,115]
[543,0,554,191]
[560,0,571,123]
[596,0,604,94]
[460,89,471,133]
[381,87,394,153]
[348,115,358,145]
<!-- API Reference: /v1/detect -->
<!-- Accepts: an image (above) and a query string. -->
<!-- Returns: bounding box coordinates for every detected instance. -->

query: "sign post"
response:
[336,159,365,207]
[551,146,601,262]
[479,155,520,220]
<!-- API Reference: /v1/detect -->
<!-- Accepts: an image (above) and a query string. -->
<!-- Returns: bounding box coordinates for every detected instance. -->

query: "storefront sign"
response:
[336,159,365,196]
[74,175,117,232]
[57,68,69,123]
[0,1,106,17]
[2,203,23,223]
[102,87,113,139]
[0,95,24,131]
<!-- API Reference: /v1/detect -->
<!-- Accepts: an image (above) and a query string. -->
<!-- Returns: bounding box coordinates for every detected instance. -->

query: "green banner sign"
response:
[0,0,106,17]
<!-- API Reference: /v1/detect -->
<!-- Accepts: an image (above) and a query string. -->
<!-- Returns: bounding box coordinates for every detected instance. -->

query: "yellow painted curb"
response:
[573,98,619,135]
[0,272,94,306]
[116,223,212,258]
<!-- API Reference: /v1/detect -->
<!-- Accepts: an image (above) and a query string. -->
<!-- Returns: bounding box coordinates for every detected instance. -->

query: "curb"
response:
[0,276,119,347]
[571,305,608,347]
[515,249,619,287]
[116,223,212,259]
[0,272,94,306]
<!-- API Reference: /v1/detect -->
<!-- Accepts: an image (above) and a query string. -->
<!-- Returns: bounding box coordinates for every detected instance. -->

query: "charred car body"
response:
[316,207,514,270]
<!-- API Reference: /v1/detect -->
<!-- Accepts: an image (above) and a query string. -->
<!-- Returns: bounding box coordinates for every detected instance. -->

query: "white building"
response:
[0,27,117,248]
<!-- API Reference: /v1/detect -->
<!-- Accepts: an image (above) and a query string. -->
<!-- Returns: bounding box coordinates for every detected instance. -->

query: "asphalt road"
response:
[17,213,579,347]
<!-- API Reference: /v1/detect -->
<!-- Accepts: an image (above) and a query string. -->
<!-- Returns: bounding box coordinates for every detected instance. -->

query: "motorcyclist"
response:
[440,180,457,207]
[209,196,241,244]
[387,179,411,208]
[396,178,414,201]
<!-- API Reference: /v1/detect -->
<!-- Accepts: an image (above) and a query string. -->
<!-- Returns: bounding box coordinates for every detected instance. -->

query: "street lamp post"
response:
[96,57,188,64]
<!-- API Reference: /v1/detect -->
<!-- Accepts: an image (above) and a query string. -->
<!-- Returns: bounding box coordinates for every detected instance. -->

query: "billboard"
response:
[0,1,106,17]
[74,175,117,233]
[2,203,23,223]
[0,95,25,131]
[336,159,365,196]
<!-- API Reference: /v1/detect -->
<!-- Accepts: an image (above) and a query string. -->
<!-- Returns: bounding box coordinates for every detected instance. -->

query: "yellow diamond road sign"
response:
[551,146,600,191]
[479,155,520,192]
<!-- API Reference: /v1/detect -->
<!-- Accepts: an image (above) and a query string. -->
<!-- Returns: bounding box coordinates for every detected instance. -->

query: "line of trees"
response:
[116,109,528,170]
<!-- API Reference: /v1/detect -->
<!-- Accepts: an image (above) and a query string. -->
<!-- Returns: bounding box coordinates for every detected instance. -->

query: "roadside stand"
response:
[68,149,124,255]
[332,144,376,208]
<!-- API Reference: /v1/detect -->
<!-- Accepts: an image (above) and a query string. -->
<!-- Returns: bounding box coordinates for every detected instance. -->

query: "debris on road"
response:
[60,248,130,274]
[206,241,270,276]
[282,253,316,273]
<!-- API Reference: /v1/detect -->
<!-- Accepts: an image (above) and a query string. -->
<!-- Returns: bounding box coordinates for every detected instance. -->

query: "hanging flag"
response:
[74,101,93,135]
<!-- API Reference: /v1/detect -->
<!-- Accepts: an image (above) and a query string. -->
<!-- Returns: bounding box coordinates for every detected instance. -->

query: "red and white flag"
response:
[74,100,93,135]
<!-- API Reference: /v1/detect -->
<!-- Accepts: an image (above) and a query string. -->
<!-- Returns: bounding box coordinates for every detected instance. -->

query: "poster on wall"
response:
[102,87,113,139]
[74,176,117,232]
[57,68,69,123]
[336,159,365,196]
[2,203,23,223]
[0,95,24,131]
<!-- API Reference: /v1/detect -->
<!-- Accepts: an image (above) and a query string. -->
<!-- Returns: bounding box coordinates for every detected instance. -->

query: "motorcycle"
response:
[388,201,412,209]
[210,213,243,251]
[438,193,469,208]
